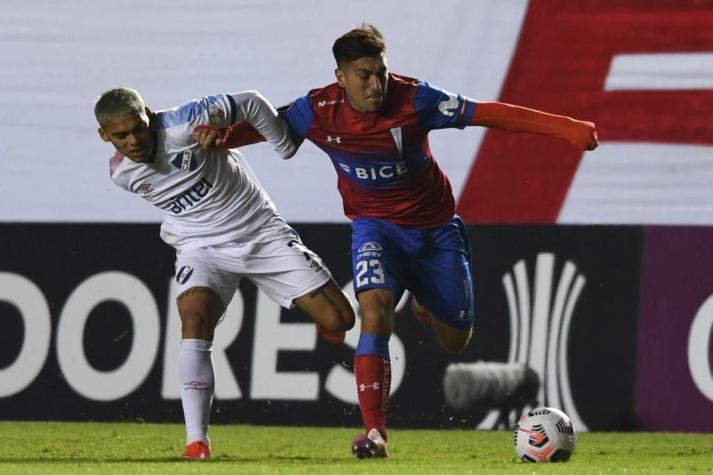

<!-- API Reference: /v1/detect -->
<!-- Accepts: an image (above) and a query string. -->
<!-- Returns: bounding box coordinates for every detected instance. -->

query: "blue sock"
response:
[355,332,390,358]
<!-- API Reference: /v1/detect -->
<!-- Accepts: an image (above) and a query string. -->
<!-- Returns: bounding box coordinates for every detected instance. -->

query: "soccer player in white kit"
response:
[94,87,355,460]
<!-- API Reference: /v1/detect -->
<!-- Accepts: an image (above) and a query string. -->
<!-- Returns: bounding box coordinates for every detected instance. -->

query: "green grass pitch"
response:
[0,421,711,474]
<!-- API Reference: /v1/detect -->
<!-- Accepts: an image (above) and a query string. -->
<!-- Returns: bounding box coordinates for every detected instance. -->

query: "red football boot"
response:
[182,440,211,460]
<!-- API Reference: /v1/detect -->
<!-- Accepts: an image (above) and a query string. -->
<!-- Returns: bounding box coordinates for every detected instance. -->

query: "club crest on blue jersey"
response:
[171,151,198,171]
[176,266,194,284]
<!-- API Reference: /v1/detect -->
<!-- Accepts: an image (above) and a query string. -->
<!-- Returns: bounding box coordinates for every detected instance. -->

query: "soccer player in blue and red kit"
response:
[194,24,598,458]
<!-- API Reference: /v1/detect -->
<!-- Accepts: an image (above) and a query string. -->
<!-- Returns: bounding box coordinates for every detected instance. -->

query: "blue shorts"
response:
[351,216,475,330]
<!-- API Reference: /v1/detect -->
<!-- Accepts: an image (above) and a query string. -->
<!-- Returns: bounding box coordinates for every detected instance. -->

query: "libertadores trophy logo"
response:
[444,253,589,431]
[491,252,588,430]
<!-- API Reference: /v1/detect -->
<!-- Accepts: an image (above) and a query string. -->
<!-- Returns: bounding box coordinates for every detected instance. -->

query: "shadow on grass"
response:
[0,455,345,464]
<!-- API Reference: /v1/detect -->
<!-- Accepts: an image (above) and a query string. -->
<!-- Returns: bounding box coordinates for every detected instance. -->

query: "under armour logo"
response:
[358,382,381,392]
[327,136,342,143]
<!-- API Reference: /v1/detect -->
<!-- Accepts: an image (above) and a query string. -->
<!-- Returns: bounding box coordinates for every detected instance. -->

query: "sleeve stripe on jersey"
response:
[456,101,468,124]
[154,95,222,129]
[462,99,477,126]
[226,93,237,125]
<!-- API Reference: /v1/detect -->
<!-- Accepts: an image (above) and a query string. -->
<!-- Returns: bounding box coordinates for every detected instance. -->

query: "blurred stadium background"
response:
[1,0,712,441]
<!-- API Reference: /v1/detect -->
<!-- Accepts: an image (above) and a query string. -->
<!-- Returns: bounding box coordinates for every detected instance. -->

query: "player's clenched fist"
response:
[192,125,224,149]
[570,119,599,151]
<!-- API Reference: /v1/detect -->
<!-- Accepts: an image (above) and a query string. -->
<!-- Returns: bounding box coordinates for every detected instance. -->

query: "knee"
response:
[359,303,388,323]
[177,288,223,340]
[440,340,470,354]
[359,300,393,335]
[436,328,473,354]
[180,312,217,337]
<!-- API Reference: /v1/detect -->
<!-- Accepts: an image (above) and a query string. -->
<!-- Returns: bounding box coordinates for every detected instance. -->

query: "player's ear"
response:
[335,68,346,87]
[98,127,110,142]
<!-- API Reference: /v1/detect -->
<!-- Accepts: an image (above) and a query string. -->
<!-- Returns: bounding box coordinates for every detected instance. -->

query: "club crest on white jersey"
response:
[176,265,194,284]
[171,151,198,171]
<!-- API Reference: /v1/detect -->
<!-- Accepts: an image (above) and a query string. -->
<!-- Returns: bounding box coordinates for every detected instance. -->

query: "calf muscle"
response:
[177,286,224,341]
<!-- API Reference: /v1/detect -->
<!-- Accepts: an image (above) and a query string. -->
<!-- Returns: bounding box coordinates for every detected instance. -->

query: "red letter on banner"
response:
[457,0,713,223]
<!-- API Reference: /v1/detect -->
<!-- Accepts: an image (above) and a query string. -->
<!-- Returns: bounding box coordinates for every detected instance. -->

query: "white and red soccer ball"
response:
[513,407,576,463]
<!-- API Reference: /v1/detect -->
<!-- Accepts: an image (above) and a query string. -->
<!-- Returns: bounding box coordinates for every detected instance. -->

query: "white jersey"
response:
[109,91,296,250]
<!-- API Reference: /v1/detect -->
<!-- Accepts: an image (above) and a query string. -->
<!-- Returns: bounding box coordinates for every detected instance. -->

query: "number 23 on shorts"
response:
[355,258,385,287]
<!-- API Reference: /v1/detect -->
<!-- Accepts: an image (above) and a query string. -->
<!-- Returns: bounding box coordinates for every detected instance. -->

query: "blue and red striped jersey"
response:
[282,73,477,228]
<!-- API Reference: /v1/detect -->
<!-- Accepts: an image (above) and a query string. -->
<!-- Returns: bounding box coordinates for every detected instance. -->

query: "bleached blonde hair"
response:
[94,87,146,126]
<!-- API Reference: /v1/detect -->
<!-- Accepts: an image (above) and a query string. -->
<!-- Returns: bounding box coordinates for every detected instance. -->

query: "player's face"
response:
[98,110,153,162]
[336,54,388,113]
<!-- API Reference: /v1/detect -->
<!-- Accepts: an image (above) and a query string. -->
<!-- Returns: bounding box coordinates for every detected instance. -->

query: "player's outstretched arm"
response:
[193,117,304,158]
[193,122,265,150]
[470,101,599,151]
[192,122,304,158]
[231,90,298,158]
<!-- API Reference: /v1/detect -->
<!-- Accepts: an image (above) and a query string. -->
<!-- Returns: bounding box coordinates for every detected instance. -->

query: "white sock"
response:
[179,338,215,445]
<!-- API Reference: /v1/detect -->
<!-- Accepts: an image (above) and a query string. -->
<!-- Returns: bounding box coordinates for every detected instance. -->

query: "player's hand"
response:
[570,120,599,151]
[192,125,224,149]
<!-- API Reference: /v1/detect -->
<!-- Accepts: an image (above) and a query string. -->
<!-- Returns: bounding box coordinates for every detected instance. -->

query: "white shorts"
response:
[174,229,332,309]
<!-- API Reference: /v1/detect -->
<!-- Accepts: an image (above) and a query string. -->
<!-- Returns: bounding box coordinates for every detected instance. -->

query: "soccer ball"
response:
[513,407,576,463]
